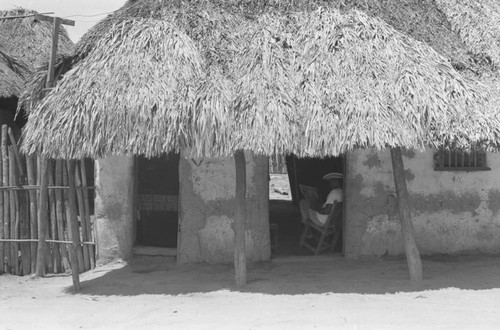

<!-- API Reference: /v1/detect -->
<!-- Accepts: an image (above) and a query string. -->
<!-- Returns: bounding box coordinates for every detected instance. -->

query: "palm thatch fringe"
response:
[0,49,29,98]
[16,56,73,116]
[435,0,500,69]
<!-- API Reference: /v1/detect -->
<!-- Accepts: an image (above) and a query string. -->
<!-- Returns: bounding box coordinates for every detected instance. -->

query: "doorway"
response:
[136,153,180,249]
[269,154,345,256]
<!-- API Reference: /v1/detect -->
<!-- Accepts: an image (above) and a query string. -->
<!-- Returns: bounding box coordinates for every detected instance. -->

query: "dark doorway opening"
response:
[136,153,180,249]
[269,154,344,257]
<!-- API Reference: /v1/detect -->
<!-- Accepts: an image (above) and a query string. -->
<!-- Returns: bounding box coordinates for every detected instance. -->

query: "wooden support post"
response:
[55,160,70,272]
[67,160,81,292]
[2,126,9,273]
[35,157,49,277]
[74,161,89,270]
[8,146,18,275]
[0,134,3,273]
[26,155,38,274]
[48,160,60,273]
[80,160,94,269]
[18,176,30,276]
[390,147,422,282]
[234,150,247,287]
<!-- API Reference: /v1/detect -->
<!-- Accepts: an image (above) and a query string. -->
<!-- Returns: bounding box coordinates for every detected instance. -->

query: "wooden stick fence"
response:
[0,125,95,277]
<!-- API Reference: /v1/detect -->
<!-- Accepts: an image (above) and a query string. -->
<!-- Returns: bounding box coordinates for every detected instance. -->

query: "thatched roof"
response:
[0,49,29,98]
[0,8,74,71]
[20,0,500,159]
[436,0,500,70]
[20,0,486,114]
[0,8,74,101]
[233,8,500,157]
[21,1,246,158]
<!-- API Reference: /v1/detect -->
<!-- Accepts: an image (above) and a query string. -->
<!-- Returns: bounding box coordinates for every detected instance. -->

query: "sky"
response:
[3,0,126,42]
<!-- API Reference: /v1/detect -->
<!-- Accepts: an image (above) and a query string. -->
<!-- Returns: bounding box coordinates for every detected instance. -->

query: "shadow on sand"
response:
[69,254,500,296]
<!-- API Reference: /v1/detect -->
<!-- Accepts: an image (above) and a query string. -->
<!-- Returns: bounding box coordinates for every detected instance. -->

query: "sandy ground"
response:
[2,254,500,329]
[2,175,499,329]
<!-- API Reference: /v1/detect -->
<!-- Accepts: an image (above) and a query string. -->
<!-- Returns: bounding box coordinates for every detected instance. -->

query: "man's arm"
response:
[311,202,334,215]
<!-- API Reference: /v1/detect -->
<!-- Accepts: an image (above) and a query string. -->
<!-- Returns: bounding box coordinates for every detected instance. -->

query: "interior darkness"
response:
[269,155,344,257]
[136,153,180,248]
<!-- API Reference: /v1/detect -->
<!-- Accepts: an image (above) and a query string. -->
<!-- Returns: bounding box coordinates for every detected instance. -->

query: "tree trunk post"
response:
[234,150,247,287]
[390,147,422,282]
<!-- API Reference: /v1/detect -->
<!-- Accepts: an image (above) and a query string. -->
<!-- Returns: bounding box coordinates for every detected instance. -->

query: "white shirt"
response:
[317,188,343,224]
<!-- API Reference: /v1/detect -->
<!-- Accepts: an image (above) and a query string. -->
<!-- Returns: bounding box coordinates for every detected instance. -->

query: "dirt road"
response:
[2,255,500,329]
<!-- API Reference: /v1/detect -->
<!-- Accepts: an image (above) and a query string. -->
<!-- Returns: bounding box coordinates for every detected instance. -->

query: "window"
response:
[434,149,490,171]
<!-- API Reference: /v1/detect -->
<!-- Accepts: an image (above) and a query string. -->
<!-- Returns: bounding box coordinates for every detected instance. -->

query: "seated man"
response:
[299,172,343,227]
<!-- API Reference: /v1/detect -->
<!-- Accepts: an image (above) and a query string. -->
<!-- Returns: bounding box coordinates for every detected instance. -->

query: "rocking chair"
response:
[299,202,342,255]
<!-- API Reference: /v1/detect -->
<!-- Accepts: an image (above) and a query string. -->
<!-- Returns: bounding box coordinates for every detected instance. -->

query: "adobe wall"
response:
[94,156,135,263]
[177,151,271,264]
[345,148,500,258]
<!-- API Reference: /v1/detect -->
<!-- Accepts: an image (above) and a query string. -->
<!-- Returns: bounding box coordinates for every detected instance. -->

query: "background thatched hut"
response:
[0,49,29,99]
[0,8,74,137]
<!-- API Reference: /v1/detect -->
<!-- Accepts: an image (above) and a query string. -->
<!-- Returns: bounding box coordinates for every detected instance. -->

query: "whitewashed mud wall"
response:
[178,151,270,264]
[345,148,500,258]
[94,156,135,263]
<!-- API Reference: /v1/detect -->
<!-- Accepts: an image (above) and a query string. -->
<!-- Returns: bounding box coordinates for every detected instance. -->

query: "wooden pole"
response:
[75,161,90,270]
[55,160,70,271]
[48,160,61,273]
[67,160,81,291]
[2,126,9,273]
[0,131,4,273]
[390,147,423,282]
[234,150,247,287]
[35,157,49,277]
[7,127,29,274]
[33,14,74,277]
[17,172,30,275]
[8,146,18,275]
[80,160,94,269]
[64,161,84,273]
[26,155,38,273]
[19,188,30,275]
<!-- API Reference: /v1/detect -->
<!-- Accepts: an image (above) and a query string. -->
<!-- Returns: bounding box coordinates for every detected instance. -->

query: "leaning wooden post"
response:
[390,147,422,282]
[35,158,50,277]
[234,150,247,287]
[67,160,81,292]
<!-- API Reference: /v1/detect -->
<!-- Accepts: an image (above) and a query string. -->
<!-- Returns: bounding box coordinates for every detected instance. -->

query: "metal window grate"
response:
[434,149,490,171]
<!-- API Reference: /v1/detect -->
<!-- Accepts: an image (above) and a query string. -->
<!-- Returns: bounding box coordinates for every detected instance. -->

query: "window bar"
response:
[454,150,458,168]
[448,150,451,167]
[461,151,465,168]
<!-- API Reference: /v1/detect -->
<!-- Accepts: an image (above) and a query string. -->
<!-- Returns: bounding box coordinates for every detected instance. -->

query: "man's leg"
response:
[299,199,310,223]
[309,210,326,227]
